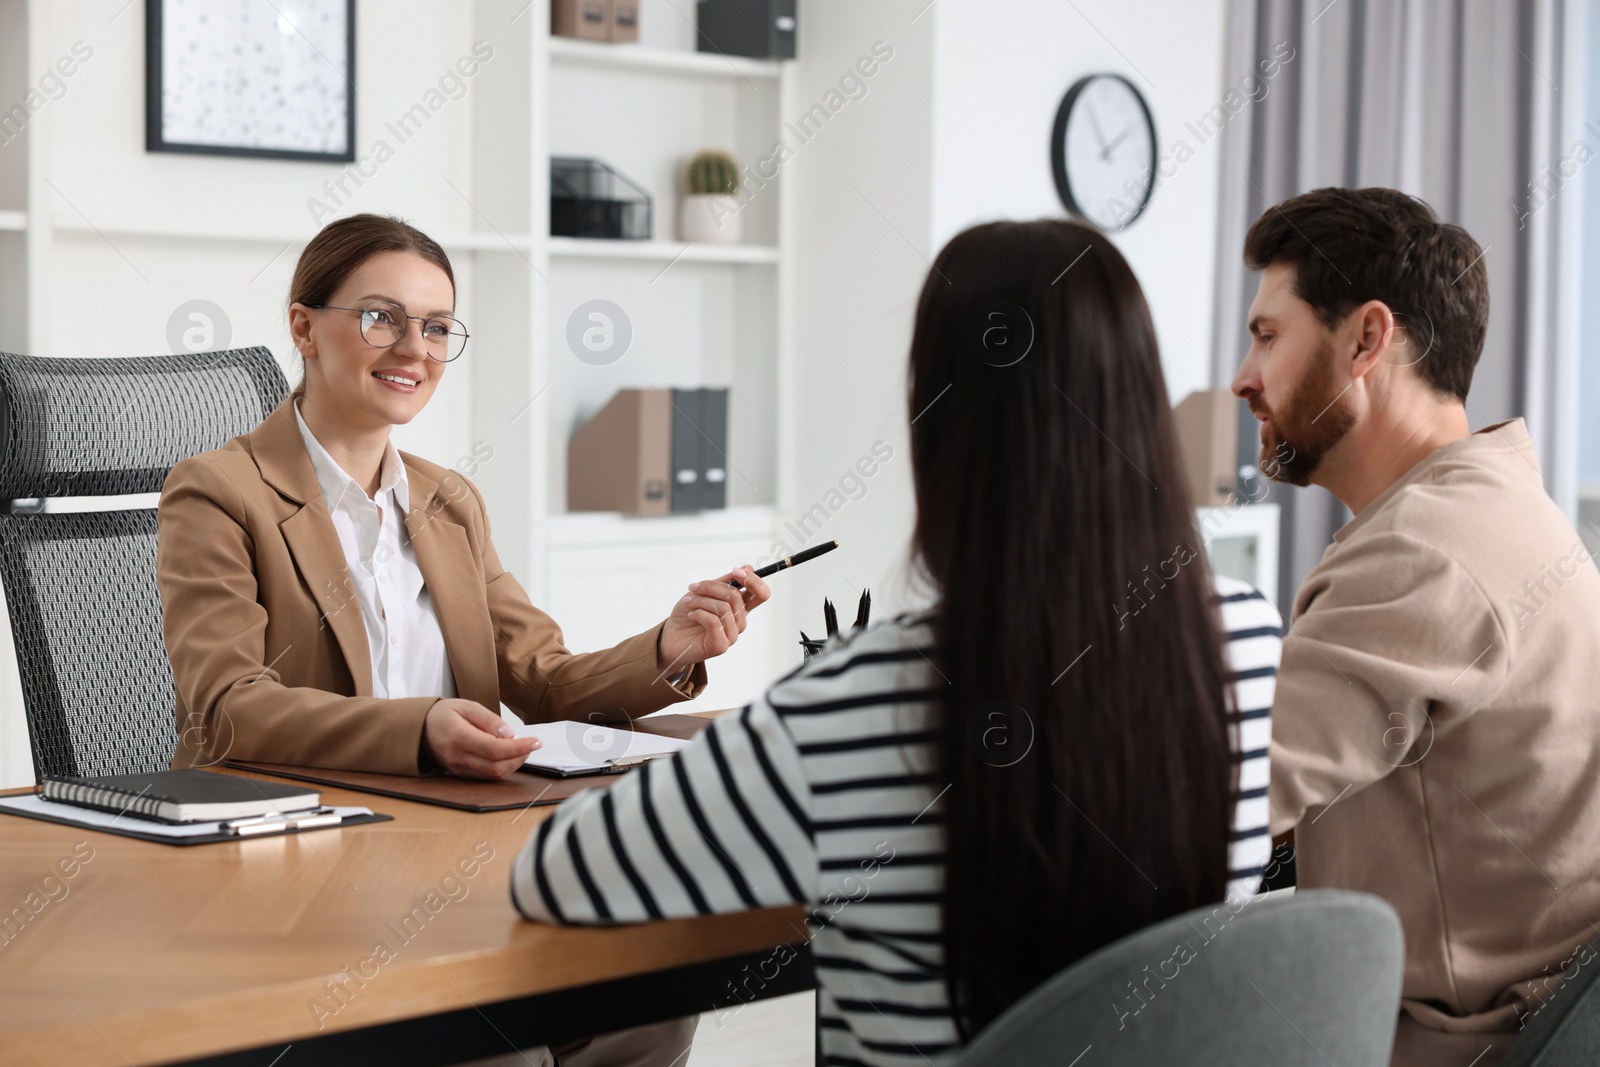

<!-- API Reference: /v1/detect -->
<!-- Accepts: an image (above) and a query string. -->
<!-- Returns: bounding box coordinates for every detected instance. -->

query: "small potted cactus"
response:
[678,149,743,244]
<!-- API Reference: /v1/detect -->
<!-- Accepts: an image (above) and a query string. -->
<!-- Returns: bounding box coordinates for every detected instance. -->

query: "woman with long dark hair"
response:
[508,219,1282,1061]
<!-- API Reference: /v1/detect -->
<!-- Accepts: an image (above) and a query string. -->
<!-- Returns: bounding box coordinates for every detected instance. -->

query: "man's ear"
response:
[1348,300,1397,383]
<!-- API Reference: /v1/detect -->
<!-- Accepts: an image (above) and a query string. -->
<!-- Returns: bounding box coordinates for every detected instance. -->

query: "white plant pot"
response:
[678,194,743,244]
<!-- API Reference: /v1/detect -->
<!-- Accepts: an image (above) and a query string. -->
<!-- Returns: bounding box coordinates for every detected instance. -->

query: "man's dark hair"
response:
[1243,187,1489,401]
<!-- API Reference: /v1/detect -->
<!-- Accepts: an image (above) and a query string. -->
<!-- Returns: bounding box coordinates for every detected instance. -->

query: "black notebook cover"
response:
[42,768,320,824]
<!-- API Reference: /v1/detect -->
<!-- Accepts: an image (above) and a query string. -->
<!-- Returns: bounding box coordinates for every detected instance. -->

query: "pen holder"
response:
[799,589,870,661]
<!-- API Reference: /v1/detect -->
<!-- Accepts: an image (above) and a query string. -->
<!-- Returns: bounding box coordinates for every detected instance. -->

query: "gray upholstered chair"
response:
[1498,928,1600,1066]
[0,348,287,782]
[937,889,1404,1066]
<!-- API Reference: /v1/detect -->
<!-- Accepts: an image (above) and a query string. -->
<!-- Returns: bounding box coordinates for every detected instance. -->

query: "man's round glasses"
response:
[308,300,469,362]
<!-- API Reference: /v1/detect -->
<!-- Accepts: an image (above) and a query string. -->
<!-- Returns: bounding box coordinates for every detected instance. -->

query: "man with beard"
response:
[1231,187,1600,1067]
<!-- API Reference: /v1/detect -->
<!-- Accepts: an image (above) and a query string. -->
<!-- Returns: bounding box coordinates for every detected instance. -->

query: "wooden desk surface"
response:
[0,763,806,1067]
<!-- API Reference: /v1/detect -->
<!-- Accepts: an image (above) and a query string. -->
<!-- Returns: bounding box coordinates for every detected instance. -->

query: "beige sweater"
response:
[1270,419,1600,1057]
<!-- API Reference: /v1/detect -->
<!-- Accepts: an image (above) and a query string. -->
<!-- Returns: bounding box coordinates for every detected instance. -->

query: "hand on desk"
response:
[423,698,541,779]
[657,564,772,675]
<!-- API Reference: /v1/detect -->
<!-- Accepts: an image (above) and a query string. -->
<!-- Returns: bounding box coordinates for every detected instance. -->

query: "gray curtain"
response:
[1209,0,1587,607]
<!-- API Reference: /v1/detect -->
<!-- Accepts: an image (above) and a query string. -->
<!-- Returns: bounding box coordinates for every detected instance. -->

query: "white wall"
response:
[778,1,937,639]
[782,0,1230,632]
[930,0,1228,402]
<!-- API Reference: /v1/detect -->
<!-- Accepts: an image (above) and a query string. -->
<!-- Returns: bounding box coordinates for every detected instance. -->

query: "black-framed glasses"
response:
[309,300,469,362]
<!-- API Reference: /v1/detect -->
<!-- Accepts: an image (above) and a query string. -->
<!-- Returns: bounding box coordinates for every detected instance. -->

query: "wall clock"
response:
[1051,73,1156,231]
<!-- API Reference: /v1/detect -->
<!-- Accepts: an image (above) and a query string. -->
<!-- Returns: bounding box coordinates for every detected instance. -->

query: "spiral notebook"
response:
[0,792,386,846]
[40,768,320,824]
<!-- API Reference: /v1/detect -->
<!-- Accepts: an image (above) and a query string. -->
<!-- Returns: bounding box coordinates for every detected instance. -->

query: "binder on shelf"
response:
[699,387,729,509]
[553,0,608,40]
[1172,388,1239,506]
[670,388,704,513]
[696,0,797,59]
[607,0,639,41]
[568,387,731,515]
[568,389,672,515]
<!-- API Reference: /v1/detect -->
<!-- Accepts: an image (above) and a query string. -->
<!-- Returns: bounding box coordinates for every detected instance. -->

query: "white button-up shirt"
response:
[293,400,458,701]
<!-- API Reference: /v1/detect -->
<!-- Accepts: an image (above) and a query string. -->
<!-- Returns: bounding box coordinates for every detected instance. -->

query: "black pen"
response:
[853,589,872,631]
[729,539,840,588]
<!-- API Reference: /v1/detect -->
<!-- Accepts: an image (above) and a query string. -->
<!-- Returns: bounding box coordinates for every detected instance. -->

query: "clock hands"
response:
[1084,93,1144,166]
[1083,100,1110,154]
[1100,126,1134,162]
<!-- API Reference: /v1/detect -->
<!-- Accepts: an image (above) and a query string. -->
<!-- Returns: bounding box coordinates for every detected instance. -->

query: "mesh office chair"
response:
[937,889,1404,1066]
[0,348,287,782]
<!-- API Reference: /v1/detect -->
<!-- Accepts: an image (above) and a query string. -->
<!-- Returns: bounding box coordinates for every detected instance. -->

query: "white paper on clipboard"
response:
[514,721,691,777]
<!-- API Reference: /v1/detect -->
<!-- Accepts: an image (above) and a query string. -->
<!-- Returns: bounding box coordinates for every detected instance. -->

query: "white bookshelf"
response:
[547,235,780,263]
[49,217,535,253]
[497,0,798,713]
[1197,502,1281,606]
[547,36,784,80]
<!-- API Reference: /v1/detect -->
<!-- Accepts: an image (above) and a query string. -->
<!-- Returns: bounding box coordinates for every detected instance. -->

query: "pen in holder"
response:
[798,589,871,660]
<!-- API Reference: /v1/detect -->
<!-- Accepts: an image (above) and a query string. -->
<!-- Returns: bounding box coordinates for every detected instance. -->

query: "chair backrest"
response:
[1498,928,1600,1066]
[0,348,287,782]
[937,889,1404,1067]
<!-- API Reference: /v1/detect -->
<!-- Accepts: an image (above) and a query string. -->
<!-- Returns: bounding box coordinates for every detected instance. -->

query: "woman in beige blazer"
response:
[157,213,770,780]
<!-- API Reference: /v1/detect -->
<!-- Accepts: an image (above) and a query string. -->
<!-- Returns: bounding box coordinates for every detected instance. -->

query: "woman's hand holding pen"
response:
[423,698,541,779]
[657,564,772,675]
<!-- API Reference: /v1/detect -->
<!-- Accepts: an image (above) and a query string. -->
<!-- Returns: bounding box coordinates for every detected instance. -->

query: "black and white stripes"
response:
[1219,576,1278,890]
[512,576,1281,1066]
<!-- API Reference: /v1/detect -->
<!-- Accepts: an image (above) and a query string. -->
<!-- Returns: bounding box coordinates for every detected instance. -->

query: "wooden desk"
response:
[0,770,812,1066]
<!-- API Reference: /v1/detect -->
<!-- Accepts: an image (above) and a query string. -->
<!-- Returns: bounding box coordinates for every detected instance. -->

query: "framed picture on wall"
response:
[145,0,356,163]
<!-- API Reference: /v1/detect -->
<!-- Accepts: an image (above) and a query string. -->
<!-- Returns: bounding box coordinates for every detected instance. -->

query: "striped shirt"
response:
[512,575,1281,1065]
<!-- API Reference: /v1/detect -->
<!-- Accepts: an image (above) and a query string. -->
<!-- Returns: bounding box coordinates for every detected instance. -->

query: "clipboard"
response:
[225,761,585,813]
[230,712,717,812]
[515,721,690,778]
[0,793,391,846]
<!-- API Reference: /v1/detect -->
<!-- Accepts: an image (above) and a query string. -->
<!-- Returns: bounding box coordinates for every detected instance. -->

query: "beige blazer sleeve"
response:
[158,399,705,777]
[453,472,710,729]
